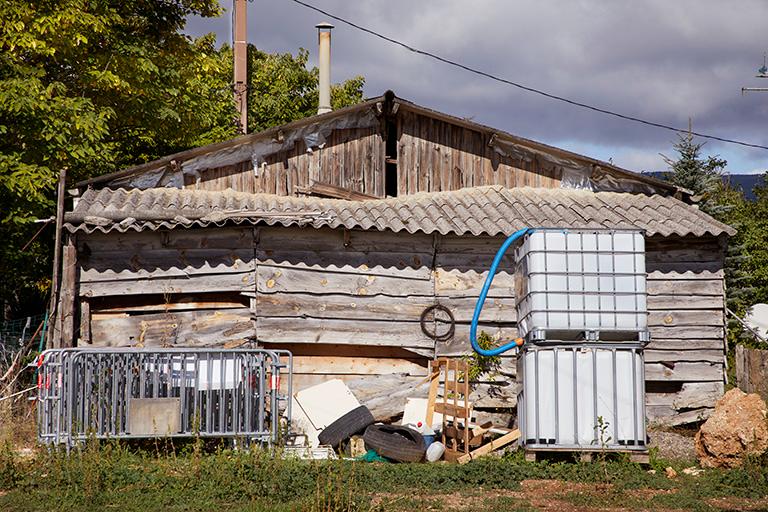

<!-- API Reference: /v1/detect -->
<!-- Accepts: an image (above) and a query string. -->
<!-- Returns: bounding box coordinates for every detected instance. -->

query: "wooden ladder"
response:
[426,357,472,461]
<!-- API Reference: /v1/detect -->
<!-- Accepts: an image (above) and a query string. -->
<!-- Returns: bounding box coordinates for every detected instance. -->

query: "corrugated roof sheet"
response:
[64,186,735,238]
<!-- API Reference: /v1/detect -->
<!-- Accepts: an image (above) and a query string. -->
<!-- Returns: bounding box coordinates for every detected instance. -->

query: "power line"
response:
[288,0,768,152]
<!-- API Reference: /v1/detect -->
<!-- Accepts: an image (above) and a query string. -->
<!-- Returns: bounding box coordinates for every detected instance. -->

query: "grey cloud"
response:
[185,0,768,172]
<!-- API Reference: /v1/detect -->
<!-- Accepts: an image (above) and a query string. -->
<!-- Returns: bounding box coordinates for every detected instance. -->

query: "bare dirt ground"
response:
[372,477,768,511]
[647,428,697,461]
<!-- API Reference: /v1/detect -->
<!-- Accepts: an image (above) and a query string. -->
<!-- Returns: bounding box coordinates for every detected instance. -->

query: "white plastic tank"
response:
[517,344,646,450]
[514,229,648,341]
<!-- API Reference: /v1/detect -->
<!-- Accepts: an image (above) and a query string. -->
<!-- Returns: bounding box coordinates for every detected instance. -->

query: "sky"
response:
[185,0,768,174]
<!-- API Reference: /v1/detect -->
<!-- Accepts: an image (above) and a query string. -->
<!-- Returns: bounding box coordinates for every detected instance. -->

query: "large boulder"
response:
[695,388,768,468]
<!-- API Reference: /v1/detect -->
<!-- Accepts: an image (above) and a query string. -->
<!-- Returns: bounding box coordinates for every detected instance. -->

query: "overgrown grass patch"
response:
[0,442,766,511]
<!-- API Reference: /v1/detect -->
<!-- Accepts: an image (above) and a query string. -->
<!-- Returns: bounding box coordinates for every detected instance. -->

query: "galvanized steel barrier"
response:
[35,348,292,449]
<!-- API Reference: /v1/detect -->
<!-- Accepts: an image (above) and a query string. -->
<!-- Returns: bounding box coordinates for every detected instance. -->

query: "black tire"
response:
[317,405,375,447]
[363,424,426,463]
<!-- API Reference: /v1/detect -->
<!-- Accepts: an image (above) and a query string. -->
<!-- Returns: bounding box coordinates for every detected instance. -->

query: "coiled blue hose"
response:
[469,228,531,356]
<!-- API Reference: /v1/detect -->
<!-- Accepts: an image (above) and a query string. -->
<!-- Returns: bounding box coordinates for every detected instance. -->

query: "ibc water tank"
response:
[514,229,648,342]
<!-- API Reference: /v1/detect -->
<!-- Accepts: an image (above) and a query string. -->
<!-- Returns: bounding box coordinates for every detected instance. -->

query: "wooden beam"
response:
[434,402,472,418]
[457,429,521,464]
[296,181,378,200]
[48,168,67,348]
[645,361,723,382]
[90,307,255,347]
[80,272,256,297]
[79,299,91,345]
[59,240,77,348]
[425,364,440,427]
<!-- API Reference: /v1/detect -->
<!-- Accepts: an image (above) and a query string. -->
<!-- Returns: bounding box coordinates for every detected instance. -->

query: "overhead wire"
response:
[288,0,768,151]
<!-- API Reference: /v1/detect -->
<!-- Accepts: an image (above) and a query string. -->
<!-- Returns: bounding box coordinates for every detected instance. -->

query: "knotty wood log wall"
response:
[70,226,726,424]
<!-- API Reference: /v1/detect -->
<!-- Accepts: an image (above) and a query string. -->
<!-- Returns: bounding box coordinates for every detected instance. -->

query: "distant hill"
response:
[644,172,765,201]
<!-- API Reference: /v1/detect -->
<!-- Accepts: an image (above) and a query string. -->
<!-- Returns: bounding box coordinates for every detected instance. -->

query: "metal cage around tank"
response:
[513,229,649,343]
[35,348,292,449]
[516,343,647,452]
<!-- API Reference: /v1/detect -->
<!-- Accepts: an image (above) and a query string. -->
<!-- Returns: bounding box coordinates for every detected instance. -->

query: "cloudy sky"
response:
[186,0,768,174]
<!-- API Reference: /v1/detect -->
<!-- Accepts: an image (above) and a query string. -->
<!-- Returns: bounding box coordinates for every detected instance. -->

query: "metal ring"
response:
[420,304,455,342]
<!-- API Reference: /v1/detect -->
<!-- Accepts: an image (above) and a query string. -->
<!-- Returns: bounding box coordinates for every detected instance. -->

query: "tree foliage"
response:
[0,0,364,317]
[663,132,768,346]
[716,176,768,330]
[662,130,727,215]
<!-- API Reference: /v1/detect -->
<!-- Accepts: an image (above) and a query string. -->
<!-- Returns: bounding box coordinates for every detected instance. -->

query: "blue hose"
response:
[470,228,532,356]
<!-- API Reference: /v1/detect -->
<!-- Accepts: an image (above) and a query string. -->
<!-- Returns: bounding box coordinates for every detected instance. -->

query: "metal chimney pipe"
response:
[316,22,334,115]
[233,0,248,133]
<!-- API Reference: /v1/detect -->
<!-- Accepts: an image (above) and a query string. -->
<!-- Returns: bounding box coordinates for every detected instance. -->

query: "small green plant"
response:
[311,463,372,512]
[463,331,502,381]
[594,415,612,483]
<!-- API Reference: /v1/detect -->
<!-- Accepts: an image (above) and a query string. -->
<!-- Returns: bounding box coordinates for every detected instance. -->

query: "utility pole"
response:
[741,53,768,95]
[233,0,248,133]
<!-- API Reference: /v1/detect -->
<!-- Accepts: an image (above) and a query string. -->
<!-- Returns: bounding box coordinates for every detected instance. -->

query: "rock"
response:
[349,435,366,457]
[665,467,677,479]
[682,467,704,477]
[694,388,768,468]
[647,469,656,475]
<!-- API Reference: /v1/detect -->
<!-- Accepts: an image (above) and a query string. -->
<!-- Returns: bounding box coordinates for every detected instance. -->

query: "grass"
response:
[1,442,768,511]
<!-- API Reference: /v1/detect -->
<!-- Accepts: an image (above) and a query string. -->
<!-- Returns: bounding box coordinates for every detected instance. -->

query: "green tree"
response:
[0,1,364,317]
[659,131,768,347]
[242,45,364,133]
[717,174,768,347]
[0,0,227,317]
[662,130,728,215]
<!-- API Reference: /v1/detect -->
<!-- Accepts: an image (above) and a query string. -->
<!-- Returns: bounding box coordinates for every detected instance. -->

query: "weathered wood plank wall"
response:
[252,226,436,356]
[735,344,768,403]
[644,235,726,425]
[183,127,386,197]
[71,226,726,424]
[76,228,257,347]
[397,110,561,194]
[177,111,565,199]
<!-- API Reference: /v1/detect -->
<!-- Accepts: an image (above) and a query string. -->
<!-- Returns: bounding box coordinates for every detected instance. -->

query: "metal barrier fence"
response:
[1,313,45,365]
[35,348,292,449]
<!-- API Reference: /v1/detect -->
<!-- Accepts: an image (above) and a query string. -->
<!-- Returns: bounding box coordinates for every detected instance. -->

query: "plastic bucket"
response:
[426,441,445,462]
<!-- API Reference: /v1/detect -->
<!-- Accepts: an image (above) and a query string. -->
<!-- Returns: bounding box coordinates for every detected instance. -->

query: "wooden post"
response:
[425,362,440,426]
[736,344,768,401]
[57,239,77,348]
[48,168,67,348]
[79,299,91,345]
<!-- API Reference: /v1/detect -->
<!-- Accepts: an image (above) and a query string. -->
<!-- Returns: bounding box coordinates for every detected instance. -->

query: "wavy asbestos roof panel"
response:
[65,186,735,238]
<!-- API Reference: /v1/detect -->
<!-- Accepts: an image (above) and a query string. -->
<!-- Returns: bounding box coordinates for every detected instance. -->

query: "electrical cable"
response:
[288,0,768,151]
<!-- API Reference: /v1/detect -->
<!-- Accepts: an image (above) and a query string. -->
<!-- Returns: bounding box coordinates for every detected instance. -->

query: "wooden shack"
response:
[53,91,735,425]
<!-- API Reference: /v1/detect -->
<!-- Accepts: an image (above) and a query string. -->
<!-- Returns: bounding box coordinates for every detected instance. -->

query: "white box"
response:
[514,229,648,340]
[517,345,646,449]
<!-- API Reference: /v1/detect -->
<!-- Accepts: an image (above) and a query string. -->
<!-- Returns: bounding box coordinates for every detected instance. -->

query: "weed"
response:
[311,463,372,512]
[1,443,767,511]
[593,415,612,483]
[0,441,19,489]
[463,331,502,381]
